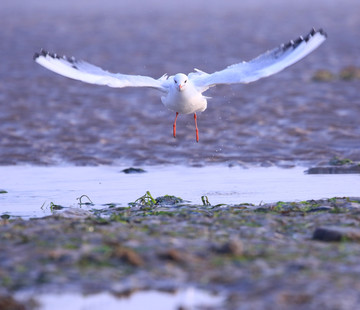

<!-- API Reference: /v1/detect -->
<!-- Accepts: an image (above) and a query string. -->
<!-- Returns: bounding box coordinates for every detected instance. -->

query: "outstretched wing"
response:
[34,50,169,92]
[191,28,327,91]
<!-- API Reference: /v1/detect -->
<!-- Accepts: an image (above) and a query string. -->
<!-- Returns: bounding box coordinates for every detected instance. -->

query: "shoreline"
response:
[1,164,360,219]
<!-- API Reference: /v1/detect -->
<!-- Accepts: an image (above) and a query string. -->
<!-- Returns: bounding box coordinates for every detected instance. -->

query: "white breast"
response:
[161,81,207,115]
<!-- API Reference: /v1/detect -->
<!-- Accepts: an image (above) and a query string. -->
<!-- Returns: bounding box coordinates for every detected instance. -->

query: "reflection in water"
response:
[17,288,224,310]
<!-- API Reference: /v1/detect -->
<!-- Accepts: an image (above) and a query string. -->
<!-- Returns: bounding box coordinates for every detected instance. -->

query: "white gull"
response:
[34,28,327,142]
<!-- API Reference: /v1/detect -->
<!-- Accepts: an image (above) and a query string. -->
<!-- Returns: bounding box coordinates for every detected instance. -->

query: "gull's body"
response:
[161,73,207,115]
[34,28,327,142]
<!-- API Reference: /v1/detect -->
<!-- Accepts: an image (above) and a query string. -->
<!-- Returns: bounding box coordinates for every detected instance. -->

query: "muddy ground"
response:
[1,197,360,309]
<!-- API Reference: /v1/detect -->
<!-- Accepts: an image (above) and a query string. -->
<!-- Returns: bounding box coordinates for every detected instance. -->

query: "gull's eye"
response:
[184,80,187,83]
[174,80,177,84]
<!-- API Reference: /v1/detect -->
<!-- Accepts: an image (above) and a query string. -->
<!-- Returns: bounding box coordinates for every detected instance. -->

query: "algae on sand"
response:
[2,197,360,309]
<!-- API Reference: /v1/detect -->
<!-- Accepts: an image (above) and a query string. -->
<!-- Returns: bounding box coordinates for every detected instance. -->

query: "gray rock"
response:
[313,226,360,242]
[306,166,360,174]
[121,167,146,174]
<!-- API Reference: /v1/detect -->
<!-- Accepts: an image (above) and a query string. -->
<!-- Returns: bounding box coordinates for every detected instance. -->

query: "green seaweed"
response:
[132,191,157,207]
[201,196,211,206]
[77,195,94,206]
[110,213,130,223]
[329,156,354,166]
[49,202,64,211]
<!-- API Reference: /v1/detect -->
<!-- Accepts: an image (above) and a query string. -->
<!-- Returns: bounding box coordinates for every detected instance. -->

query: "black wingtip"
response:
[279,28,327,54]
[33,52,40,61]
[33,48,48,61]
[310,28,328,38]
[303,28,328,42]
[318,28,328,38]
[34,48,68,62]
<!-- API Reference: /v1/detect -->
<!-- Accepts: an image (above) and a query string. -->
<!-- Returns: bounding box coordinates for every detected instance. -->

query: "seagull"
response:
[34,28,326,142]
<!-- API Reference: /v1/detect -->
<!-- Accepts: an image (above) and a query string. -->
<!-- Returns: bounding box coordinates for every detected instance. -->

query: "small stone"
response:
[213,237,244,256]
[159,249,185,263]
[121,167,146,174]
[155,195,183,205]
[313,226,360,242]
[112,246,144,267]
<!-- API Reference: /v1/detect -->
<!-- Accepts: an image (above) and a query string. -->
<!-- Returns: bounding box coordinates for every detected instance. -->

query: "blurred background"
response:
[1,0,359,166]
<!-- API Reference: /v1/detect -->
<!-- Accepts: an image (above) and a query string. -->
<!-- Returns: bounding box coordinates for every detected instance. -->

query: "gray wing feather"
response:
[191,28,327,91]
[34,50,168,91]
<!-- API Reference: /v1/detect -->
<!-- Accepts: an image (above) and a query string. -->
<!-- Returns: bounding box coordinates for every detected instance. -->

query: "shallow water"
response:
[1,165,359,218]
[1,0,360,166]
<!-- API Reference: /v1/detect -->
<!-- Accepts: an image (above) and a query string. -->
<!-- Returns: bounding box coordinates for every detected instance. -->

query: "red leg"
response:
[194,113,199,142]
[173,112,179,138]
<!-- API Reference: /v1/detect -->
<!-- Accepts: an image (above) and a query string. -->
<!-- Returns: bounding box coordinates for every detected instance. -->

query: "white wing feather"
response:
[34,50,169,92]
[191,28,327,91]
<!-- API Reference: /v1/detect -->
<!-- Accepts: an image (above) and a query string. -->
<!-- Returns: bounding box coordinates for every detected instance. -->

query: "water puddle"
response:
[17,288,224,310]
[1,165,360,218]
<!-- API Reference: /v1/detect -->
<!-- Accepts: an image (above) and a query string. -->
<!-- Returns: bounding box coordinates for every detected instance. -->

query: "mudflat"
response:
[1,0,360,166]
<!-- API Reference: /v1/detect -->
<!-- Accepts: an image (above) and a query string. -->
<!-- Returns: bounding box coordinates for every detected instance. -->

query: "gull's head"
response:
[173,73,188,92]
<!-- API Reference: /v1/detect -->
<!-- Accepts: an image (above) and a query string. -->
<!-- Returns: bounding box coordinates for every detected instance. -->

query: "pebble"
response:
[213,237,244,256]
[112,246,144,267]
[121,168,146,174]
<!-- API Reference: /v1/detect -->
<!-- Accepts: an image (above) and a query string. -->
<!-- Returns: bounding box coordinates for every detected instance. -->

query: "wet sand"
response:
[1,0,360,166]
